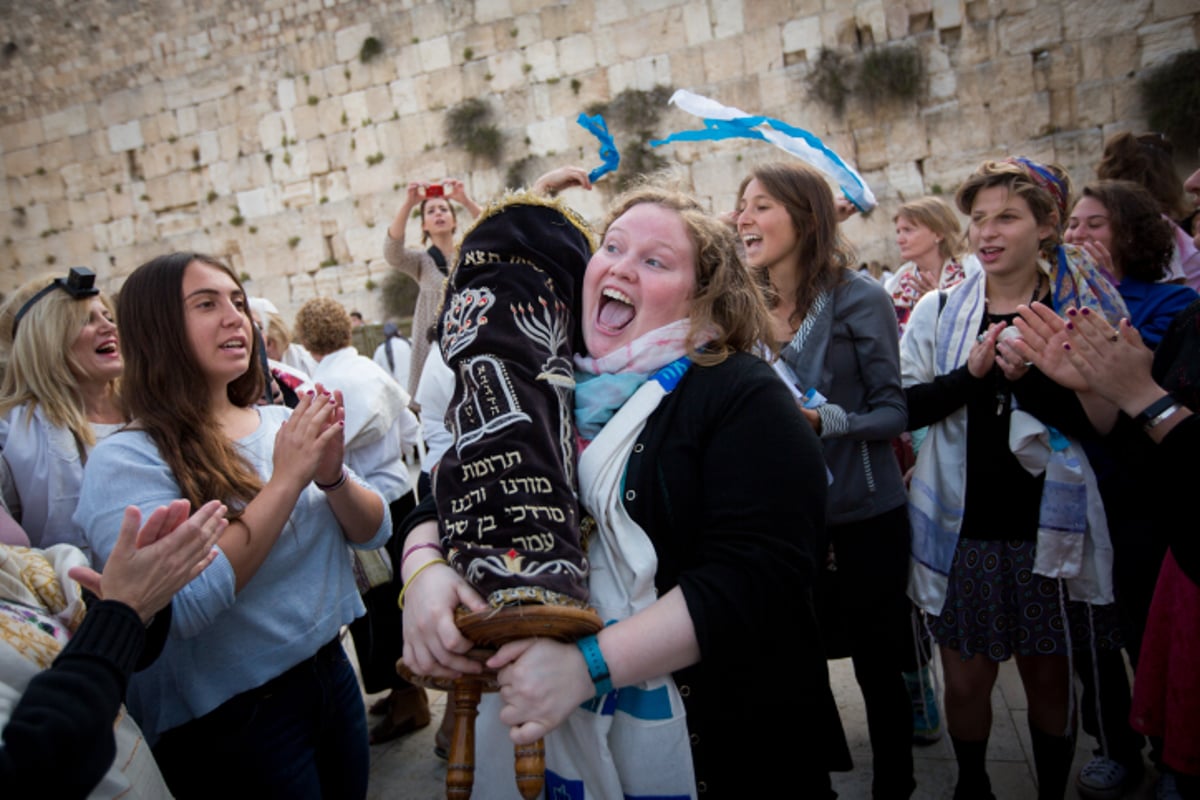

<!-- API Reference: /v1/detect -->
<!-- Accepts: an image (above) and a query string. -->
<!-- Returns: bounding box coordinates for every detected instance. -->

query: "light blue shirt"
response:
[73,404,390,742]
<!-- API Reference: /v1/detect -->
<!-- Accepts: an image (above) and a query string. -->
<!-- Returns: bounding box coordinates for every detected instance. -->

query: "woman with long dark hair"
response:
[74,252,390,799]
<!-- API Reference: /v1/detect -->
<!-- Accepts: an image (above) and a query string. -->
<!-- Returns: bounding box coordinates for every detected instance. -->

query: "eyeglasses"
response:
[11,267,100,336]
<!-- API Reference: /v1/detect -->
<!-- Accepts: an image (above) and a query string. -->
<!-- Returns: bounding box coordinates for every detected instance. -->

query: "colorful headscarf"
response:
[1006,156,1070,232]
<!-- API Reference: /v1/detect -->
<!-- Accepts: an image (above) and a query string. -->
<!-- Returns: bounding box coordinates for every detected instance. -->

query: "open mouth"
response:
[742,234,762,247]
[597,287,635,331]
[95,341,118,355]
[220,338,246,351]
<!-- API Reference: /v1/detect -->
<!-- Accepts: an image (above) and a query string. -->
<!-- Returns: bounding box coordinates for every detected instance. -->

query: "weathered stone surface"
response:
[0,0,1194,321]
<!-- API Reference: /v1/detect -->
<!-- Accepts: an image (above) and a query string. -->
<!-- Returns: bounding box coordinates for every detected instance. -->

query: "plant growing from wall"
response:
[856,45,923,108]
[807,45,923,115]
[360,37,383,64]
[808,48,853,114]
[1140,48,1200,154]
[445,98,503,165]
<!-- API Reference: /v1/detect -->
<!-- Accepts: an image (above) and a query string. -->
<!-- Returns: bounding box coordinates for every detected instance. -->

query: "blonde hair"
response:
[293,297,353,357]
[602,183,772,366]
[894,196,965,261]
[0,274,121,447]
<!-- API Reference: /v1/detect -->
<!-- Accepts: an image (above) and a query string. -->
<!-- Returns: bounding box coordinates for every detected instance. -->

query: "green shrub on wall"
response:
[445,98,503,165]
[1140,49,1200,154]
[808,45,924,114]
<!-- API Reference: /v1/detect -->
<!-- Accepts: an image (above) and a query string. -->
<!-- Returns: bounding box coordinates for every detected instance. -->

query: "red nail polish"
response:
[1066,322,1074,330]
[1081,307,1091,316]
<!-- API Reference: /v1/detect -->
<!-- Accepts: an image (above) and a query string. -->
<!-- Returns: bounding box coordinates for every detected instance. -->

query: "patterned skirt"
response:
[932,537,1071,661]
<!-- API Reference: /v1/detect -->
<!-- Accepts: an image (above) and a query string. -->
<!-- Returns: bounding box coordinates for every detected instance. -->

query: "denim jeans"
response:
[153,637,369,800]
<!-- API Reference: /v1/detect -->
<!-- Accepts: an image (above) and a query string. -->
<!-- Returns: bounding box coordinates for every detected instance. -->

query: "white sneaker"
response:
[1076,756,1128,800]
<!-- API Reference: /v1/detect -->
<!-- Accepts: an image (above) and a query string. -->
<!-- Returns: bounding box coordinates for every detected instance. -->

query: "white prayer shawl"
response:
[902,268,1115,615]
[469,375,696,799]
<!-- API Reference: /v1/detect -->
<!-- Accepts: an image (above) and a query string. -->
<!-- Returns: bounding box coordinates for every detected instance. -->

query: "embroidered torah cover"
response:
[434,197,595,607]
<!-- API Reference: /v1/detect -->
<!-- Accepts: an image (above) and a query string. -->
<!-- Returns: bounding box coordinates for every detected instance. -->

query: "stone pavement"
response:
[350,637,1162,800]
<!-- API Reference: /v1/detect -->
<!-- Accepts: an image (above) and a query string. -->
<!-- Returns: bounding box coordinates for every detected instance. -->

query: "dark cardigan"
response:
[623,351,851,795]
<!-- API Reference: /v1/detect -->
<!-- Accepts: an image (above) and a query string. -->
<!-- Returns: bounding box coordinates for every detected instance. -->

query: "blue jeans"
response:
[153,637,369,800]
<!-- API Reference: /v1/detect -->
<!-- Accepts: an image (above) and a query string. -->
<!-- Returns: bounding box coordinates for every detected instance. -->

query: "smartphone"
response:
[425,183,444,197]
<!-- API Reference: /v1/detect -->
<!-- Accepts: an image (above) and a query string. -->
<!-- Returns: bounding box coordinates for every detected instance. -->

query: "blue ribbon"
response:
[650,116,873,212]
[577,112,620,183]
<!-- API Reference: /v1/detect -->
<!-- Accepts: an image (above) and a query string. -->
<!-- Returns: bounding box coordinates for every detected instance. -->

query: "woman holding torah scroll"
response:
[399,168,849,798]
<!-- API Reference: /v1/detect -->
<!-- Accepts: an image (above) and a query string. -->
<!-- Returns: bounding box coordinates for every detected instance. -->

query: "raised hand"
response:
[271,384,343,489]
[1062,308,1155,410]
[1008,301,1087,391]
[68,499,227,622]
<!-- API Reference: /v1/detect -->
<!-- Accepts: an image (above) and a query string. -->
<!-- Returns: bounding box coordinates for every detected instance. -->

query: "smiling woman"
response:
[0,269,126,554]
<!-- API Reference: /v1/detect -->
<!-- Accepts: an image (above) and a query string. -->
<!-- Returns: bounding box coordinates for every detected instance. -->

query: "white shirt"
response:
[372,336,413,389]
[414,344,455,475]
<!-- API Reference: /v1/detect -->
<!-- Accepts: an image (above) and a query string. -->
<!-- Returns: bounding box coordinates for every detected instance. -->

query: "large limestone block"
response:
[346,159,396,199]
[156,211,204,238]
[486,49,527,93]
[540,0,594,39]
[416,36,453,73]
[990,92,1052,148]
[1138,19,1198,66]
[42,105,89,143]
[886,115,931,163]
[1080,33,1138,81]
[107,121,144,153]
[476,0,515,25]
[1074,80,1114,128]
[711,0,745,39]
[259,111,287,152]
[68,191,112,228]
[269,145,312,183]
[924,101,991,156]
[335,22,373,63]
[783,16,822,60]
[857,0,889,45]
[525,117,571,158]
[3,147,41,178]
[1063,0,1150,41]
[998,3,1063,55]
[556,33,598,75]
[315,170,352,205]
[608,54,672,93]
[142,141,182,181]
[237,185,282,219]
[524,39,560,82]
[957,55,1036,107]
[144,172,199,213]
[226,155,273,194]
[1031,43,1081,92]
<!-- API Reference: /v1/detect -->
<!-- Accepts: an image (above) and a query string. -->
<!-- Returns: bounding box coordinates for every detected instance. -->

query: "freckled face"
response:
[581,203,697,359]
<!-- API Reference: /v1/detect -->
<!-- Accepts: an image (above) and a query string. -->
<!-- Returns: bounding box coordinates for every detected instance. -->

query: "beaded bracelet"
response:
[400,541,443,572]
[314,467,348,492]
[576,634,613,698]
[397,557,447,610]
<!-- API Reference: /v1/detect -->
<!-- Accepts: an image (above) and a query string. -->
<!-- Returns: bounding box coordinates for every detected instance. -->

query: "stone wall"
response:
[2,0,1197,324]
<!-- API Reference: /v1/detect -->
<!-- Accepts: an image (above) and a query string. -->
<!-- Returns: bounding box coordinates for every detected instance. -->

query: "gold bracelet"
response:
[397,557,448,610]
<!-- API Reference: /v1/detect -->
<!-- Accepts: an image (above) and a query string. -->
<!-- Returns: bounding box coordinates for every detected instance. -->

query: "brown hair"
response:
[955,160,1070,255]
[1096,131,1187,220]
[894,196,965,261]
[1075,180,1174,283]
[737,161,854,325]
[117,252,264,511]
[293,296,353,357]
[420,197,459,245]
[602,185,772,366]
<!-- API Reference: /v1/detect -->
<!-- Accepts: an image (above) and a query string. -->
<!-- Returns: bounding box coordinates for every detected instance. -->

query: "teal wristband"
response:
[576,634,613,697]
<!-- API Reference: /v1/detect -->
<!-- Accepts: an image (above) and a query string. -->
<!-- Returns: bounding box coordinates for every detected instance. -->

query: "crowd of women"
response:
[1,126,1198,800]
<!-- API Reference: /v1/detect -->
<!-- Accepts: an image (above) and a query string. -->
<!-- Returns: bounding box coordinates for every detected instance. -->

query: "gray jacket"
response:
[780,268,908,525]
